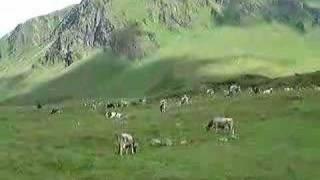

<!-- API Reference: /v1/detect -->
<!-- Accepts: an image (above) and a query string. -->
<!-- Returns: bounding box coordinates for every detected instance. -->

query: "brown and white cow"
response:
[116,133,138,156]
[206,89,215,96]
[160,99,167,113]
[206,117,235,135]
[263,88,273,95]
[106,112,123,119]
[180,94,190,105]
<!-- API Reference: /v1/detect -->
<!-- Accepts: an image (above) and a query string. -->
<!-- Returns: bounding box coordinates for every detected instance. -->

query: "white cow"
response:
[229,84,241,96]
[74,120,80,128]
[91,103,97,111]
[180,94,190,105]
[160,99,167,113]
[206,89,215,96]
[106,112,123,119]
[139,97,147,105]
[120,100,129,107]
[206,117,235,135]
[116,133,137,156]
[263,88,273,95]
[284,87,294,92]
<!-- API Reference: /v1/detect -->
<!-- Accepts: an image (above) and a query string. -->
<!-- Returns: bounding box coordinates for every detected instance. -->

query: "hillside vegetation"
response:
[1,91,320,179]
[1,1,320,179]
[3,23,320,103]
[0,0,320,102]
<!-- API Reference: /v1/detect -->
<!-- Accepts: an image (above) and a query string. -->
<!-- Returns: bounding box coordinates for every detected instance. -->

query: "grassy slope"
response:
[4,23,320,104]
[0,1,320,179]
[305,0,320,7]
[157,24,320,77]
[0,91,320,179]
[1,0,320,102]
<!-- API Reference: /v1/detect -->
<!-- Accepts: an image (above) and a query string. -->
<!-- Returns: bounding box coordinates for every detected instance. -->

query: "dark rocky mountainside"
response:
[0,0,320,66]
[44,0,115,64]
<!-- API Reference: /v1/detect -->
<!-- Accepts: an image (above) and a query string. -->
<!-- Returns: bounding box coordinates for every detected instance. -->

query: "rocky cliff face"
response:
[44,0,160,65]
[0,0,320,66]
[3,8,69,57]
[44,0,115,64]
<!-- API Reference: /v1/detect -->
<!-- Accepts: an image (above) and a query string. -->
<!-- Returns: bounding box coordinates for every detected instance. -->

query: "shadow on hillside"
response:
[0,70,33,101]
[3,51,320,105]
[0,71,30,88]
[3,53,239,105]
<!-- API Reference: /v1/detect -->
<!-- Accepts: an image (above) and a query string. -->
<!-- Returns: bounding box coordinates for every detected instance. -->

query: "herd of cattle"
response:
[42,84,320,156]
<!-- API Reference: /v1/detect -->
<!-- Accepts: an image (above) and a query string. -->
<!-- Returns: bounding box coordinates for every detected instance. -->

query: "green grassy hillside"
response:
[1,91,320,179]
[0,0,320,103]
[1,1,320,179]
[3,23,320,104]
[305,0,320,7]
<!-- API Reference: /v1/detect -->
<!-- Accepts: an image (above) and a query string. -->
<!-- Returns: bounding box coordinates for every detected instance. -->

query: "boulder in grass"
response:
[218,137,228,143]
[163,138,173,147]
[150,138,162,146]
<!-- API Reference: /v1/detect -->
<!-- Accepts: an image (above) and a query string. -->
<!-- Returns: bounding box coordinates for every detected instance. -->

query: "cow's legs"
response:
[125,144,129,155]
[131,144,134,155]
[230,125,235,135]
[119,144,123,156]
[118,143,121,155]
[227,122,234,135]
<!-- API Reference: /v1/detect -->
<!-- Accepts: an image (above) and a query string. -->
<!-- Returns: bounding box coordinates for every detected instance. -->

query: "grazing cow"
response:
[50,108,61,115]
[284,87,294,92]
[91,103,97,111]
[249,86,260,95]
[263,88,273,95]
[116,102,122,108]
[229,84,241,96]
[120,100,129,108]
[106,112,123,119]
[160,99,167,113]
[82,99,89,107]
[106,102,116,109]
[36,103,42,109]
[206,117,235,135]
[116,133,138,156]
[98,101,103,106]
[139,98,147,105]
[206,89,215,96]
[74,120,80,128]
[180,94,190,105]
[253,86,260,94]
[114,100,129,108]
[248,87,254,95]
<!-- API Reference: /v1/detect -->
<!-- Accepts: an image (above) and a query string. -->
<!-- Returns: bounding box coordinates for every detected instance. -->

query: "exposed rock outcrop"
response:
[5,8,68,56]
[110,22,158,60]
[213,0,312,26]
[44,0,114,65]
